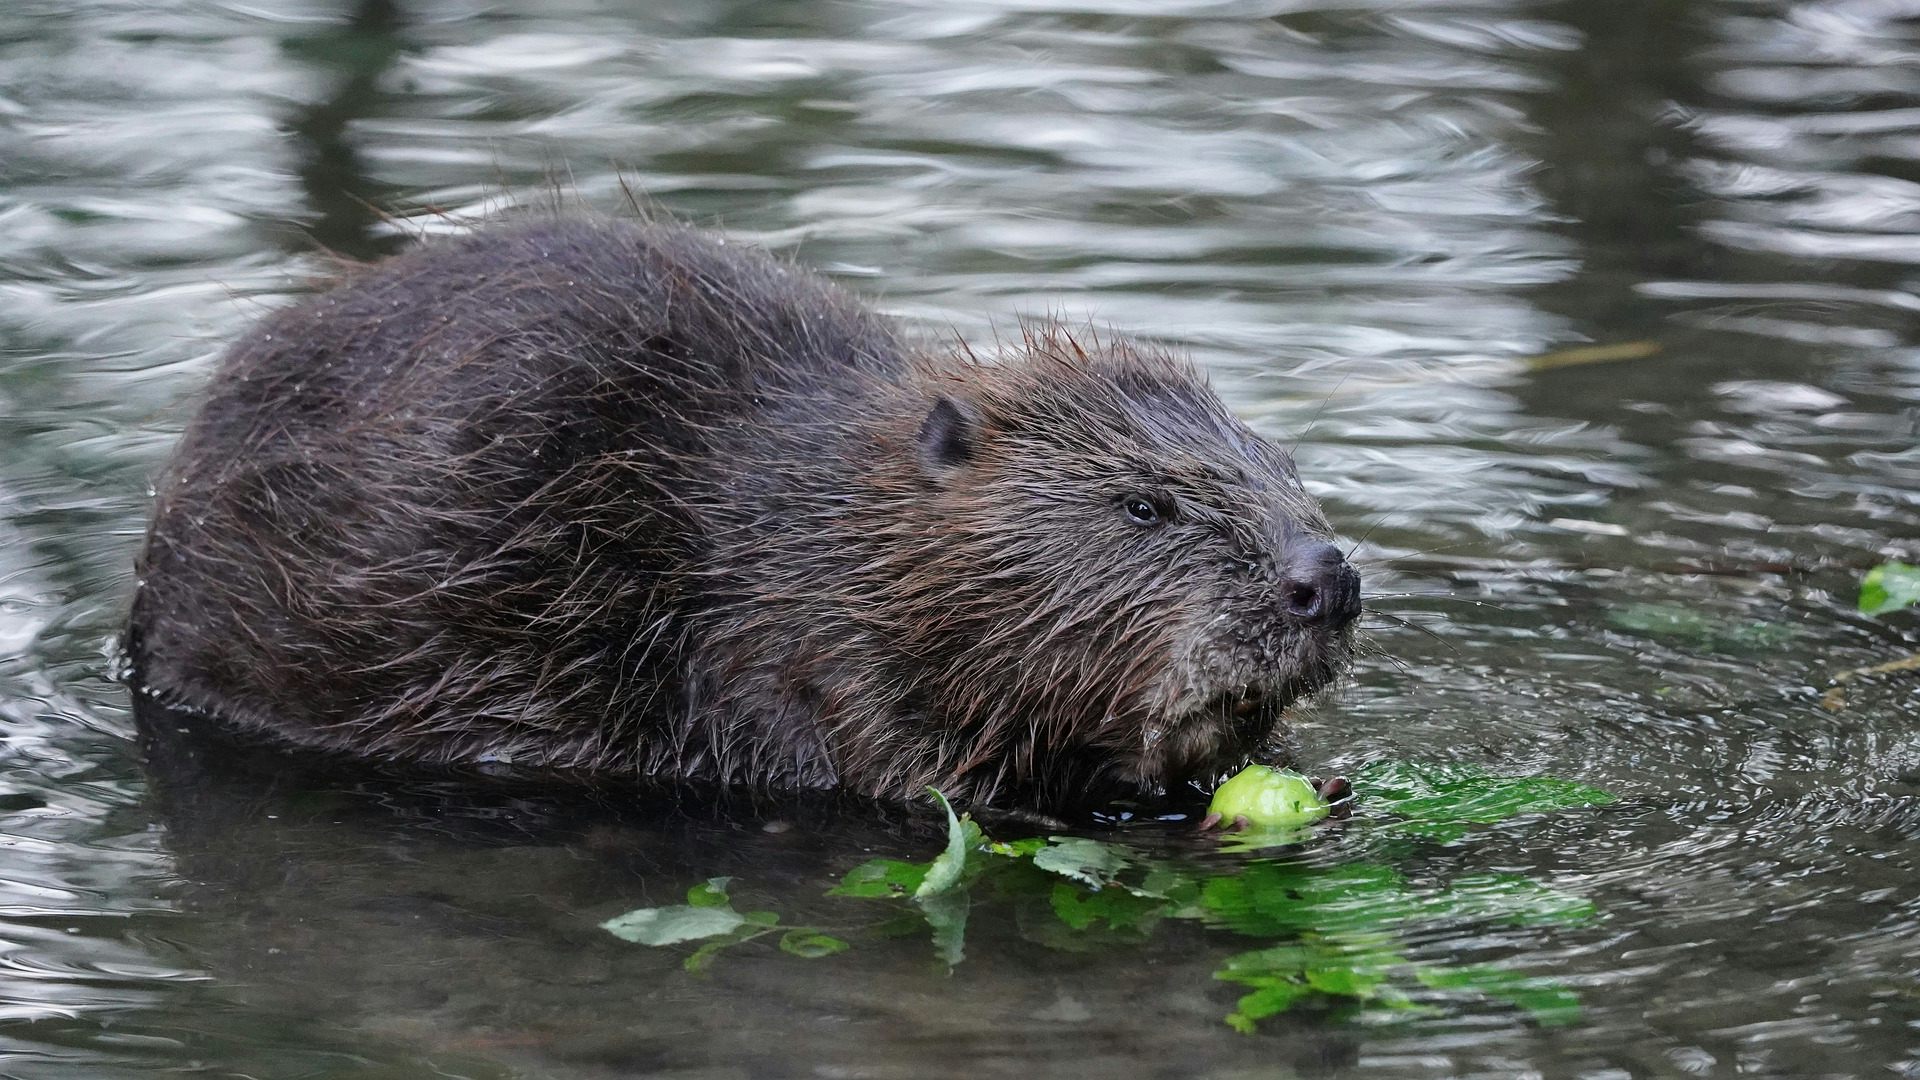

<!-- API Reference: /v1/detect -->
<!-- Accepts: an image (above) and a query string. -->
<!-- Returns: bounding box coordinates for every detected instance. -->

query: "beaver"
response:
[127,219,1361,814]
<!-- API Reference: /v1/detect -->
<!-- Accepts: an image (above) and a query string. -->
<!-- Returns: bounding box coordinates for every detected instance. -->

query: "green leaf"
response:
[1437,873,1597,927]
[1200,862,1422,938]
[1215,936,1408,1030]
[778,930,849,958]
[957,819,986,857]
[609,765,1611,1036]
[1862,561,1920,616]
[1047,882,1164,934]
[686,877,733,908]
[868,911,930,939]
[915,789,971,899]
[1303,965,1387,999]
[1129,865,1200,905]
[1220,936,1408,985]
[684,934,744,974]
[1607,601,1798,650]
[601,905,746,945]
[1354,761,1615,840]
[829,858,929,899]
[1415,964,1582,1026]
[1224,981,1314,1031]
[1031,837,1130,889]
[1609,600,1805,652]
[1215,942,1318,983]
[1607,601,1716,641]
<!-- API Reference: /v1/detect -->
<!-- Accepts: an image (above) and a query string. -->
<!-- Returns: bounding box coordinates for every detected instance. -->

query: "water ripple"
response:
[1,0,1918,1076]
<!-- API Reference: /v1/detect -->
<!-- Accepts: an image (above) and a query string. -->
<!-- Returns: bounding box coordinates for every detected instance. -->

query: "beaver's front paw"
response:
[1194,811,1252,833]
[1311,776,1353,820]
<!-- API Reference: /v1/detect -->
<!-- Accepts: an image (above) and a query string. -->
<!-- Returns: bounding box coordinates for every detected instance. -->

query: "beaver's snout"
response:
[1123,530,1361,797]
[1278,539,1362,630]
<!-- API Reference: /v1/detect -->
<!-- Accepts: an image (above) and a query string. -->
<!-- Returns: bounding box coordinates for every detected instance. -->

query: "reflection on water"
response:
[0,0,1916,1076]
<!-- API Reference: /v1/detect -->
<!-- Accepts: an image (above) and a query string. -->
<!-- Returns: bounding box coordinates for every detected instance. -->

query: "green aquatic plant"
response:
[601,764,1614,1029]
[1607,601,1797,650]
[601,876,847,972]
[1353,760,1617,843]
[1860,561,1920,616]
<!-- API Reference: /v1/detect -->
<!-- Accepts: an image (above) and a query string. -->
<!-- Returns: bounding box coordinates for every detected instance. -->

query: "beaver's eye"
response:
[1122,496,1163,526]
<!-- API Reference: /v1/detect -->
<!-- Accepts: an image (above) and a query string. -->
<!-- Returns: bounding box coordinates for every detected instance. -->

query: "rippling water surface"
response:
[2,1,1918,1076]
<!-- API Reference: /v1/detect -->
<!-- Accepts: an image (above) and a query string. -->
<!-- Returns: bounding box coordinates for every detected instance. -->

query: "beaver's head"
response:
[885,328,1360,809]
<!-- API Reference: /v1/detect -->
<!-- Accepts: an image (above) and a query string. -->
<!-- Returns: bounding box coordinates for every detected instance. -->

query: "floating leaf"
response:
[1607,601,1796,650]
[1303,964,1389,998]
[868,911,931,939]
[1215,935,1406,1029]
[686,877,732,908]
[1356,761,1615,841]
[1201,862,1421,938]
[1047,882,1164,934]
[1032,837,1130,889]
[605,772,1606,1032]
[1129,865,1201,905]
[778,930,849,958]
[684,933,750,974]
[1438,873,1597,927]
[601,905,747,946]
[1861,561,1920,616]
[830,858,929,899]
[1416,964,1581,1026]
[1223,980,1313,1033]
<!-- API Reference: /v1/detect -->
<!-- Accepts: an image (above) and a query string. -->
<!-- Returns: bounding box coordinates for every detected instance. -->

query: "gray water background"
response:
[2,0,1918,1076]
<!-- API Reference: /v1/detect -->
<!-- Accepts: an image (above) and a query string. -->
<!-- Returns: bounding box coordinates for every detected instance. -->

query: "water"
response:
[2,0,1917,1075]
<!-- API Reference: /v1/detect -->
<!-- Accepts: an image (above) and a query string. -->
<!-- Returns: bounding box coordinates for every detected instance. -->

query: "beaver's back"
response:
[132,221,907,769]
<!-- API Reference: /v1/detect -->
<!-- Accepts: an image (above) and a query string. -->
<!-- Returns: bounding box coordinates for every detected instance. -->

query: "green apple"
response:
[1207,765,1330,828]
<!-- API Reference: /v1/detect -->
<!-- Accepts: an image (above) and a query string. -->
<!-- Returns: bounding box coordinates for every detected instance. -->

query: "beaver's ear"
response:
[916,394,982,481]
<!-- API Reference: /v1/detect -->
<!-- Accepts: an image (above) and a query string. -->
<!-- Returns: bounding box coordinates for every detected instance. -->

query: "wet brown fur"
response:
[129,220,1353,813]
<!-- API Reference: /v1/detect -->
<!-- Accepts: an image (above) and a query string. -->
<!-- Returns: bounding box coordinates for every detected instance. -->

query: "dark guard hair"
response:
[129,220,1360,813]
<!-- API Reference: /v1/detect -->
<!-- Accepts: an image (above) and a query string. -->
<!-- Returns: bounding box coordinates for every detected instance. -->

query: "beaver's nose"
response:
[1278,540,1362,629]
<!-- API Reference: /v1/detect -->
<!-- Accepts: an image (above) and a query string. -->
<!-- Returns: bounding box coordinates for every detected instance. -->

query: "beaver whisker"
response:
[1361,609,1458,650]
